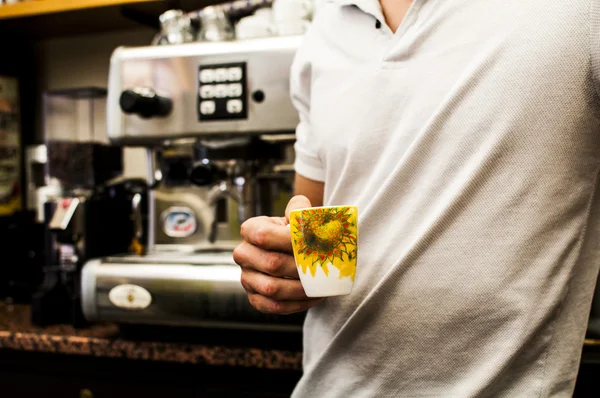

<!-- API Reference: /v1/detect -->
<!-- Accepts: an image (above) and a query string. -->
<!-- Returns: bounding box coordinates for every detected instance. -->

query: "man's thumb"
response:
[285,195,313,224]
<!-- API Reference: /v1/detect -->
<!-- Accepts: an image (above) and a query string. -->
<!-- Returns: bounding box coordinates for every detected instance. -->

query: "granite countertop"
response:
[2,302,598,370]
[0,303,303,371]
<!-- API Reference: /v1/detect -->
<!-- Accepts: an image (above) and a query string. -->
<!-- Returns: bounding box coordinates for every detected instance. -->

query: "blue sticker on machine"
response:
[162,207,198,238]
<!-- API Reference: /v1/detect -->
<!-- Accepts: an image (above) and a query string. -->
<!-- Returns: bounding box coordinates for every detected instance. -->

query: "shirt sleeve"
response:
[290,31,326,183]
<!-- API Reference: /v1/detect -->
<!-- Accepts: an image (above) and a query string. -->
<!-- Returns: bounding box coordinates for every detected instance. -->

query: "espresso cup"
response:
[234,8,276,40]
[272,0,314,22]
[235,15,274,39]
[289,205,358,297]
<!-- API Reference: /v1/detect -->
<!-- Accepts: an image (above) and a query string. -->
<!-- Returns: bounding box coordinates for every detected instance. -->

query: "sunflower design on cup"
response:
[290,206,358,297]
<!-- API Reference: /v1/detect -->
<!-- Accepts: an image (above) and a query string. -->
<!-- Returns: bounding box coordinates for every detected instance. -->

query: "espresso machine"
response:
[80,34,304,331]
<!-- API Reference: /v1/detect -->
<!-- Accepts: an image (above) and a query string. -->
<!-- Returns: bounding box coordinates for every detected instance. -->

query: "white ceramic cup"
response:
[289,205,358,297]
[272,0,314,23]
[235,9,276,39]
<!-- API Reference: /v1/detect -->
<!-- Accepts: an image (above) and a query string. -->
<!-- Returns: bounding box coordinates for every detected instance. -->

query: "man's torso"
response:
[292,0,600,396]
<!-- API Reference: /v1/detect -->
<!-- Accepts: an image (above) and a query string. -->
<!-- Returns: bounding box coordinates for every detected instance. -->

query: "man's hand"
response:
[233,195,323,315]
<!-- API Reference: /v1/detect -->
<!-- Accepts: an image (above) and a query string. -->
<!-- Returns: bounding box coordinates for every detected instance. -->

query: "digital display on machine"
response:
[197,62,248,121]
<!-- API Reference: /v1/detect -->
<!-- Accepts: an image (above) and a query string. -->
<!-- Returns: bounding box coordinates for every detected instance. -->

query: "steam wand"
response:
[206,181,244,244]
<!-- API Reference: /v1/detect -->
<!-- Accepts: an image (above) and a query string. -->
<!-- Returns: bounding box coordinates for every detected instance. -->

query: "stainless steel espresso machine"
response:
[80,35,304,331]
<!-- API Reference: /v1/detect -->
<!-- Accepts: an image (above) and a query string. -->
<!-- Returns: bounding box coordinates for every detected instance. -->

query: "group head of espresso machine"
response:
[80,35,305,331]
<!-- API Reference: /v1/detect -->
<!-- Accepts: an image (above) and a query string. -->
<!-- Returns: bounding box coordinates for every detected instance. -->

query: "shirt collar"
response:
[331,0,383,22]
[333,0,372,5]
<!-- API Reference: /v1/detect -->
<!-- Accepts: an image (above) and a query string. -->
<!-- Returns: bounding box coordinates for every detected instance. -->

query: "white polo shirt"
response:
[291,0,600,396]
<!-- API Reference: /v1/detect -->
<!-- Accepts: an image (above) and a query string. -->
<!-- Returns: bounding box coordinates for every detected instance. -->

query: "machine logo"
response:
[108,284,152,310]
[161,207,198,238]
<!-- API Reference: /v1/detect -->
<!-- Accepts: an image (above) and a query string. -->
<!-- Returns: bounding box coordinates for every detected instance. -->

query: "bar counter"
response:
[1,303,598,397]
[0,303,304,398]
[0,304,302,370]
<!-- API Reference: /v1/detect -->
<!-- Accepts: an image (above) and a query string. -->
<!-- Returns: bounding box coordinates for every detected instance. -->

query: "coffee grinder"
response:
[31,88,147,327]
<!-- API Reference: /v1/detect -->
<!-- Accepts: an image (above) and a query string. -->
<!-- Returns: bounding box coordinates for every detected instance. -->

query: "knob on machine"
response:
[188,161,227,186]
[119,88,173,118]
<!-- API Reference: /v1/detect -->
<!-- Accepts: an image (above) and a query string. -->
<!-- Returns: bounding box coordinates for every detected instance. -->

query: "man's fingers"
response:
[233,241,299,278]
[238,196,313,252]
[247,293,323,315]
[234,197,321,316]
[285,195,313,224]
[239,216,293,253]
[240,269,308,301]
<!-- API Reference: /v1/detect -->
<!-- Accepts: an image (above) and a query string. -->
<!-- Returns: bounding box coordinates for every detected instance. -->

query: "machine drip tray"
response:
[81,251,306,333]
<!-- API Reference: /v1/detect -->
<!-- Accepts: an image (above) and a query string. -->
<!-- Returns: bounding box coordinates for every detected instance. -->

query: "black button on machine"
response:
[252,90,265,103]
[120,88,172,118]
[375,20,382,29]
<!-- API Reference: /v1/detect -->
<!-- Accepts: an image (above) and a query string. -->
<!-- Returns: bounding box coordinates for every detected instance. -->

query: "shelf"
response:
[0,0,223,39]
[0,0,158,20]
[585,339,600,346]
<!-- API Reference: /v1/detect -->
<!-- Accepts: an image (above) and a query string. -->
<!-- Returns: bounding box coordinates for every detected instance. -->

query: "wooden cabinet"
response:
[0,0,160,20]
[1,347,599,397]
[0,350,302,398]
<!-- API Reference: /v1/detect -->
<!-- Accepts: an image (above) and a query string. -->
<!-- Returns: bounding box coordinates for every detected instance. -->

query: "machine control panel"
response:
[198,62,248,121]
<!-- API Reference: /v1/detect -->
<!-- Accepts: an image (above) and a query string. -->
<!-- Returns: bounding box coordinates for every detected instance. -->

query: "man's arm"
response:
[295,173,324,207]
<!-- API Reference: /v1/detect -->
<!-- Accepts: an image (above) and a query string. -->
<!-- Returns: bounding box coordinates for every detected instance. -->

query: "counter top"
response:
[0,303,303,371]
[2,302,599,372]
